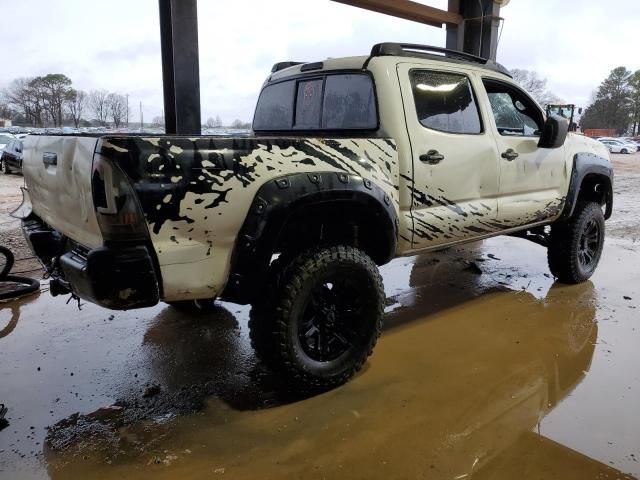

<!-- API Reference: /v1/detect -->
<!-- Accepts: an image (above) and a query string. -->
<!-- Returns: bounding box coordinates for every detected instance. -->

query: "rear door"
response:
[397,63,501,250]
[23,135,104,248]
[479,77,567,226]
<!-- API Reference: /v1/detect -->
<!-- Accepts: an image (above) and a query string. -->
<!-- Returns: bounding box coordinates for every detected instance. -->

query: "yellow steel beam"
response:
[331,0,463,28]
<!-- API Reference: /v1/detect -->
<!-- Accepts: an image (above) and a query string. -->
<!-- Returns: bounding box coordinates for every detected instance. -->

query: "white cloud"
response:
[1,0,638,123]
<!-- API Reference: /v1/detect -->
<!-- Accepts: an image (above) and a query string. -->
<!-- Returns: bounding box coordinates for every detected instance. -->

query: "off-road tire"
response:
[0,160,9,174]
[248,255,292,368]
[251,246,384,391]
[548,201,605,284]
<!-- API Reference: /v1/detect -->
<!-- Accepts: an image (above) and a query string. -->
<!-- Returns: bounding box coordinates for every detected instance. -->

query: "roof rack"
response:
[370,42,512,77]
[271,61,305,73]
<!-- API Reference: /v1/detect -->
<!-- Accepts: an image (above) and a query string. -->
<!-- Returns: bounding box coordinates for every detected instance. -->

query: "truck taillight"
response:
[91,154,149,242]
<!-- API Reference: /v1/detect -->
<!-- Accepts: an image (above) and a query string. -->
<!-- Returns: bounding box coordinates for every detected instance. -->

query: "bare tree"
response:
[215,115,222,128]
[66,89,87,127]
[205,117,215,128]
[107,93,127,128]
[510,69,563,107]
[152,115,165,127]
[0,100,13,120]
[89,89,110,126]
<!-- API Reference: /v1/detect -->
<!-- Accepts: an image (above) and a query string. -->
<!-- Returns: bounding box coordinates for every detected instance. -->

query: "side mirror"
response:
[538,114,568,149]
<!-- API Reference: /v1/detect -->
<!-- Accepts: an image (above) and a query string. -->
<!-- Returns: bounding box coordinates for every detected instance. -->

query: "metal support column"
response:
[158,0,201,135]
[446,0,501,60]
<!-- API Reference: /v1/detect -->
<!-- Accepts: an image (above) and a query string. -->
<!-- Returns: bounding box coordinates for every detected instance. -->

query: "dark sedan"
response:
[0,137,24,174]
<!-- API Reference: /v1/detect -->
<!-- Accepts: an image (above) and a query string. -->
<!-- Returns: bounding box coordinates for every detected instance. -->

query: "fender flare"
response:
[559,152,613,221]
[221,171,398,304]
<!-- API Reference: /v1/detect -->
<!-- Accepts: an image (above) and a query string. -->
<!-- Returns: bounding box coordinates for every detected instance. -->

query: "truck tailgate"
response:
[23,136,103,248]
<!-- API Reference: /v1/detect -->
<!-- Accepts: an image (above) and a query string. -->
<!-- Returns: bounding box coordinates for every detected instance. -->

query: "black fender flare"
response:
[221,171,398,304]
[559,152,613,221]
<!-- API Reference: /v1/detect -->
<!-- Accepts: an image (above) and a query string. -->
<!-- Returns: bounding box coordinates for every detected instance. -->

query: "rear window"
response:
[253,73,377,131]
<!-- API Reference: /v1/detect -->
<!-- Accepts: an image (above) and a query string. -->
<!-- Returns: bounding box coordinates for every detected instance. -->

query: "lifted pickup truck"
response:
[18,43,613,390]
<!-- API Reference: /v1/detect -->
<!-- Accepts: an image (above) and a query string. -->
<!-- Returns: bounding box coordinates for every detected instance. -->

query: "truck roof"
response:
[269,42,512,82]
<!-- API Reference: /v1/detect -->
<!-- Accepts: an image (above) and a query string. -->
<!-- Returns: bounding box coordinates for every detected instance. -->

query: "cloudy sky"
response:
[2,0,639,124]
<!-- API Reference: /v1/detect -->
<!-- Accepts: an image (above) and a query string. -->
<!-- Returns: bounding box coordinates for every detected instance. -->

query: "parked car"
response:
[0,138,24,174]
[598,139,634,153]
[598,137,638,151]
[18,42,613,391]
[0,133,16,158]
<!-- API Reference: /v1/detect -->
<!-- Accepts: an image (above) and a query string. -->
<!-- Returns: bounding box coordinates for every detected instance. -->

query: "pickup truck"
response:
[18,43,613,391]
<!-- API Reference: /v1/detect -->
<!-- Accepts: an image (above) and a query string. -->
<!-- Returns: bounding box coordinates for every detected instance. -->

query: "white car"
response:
[0,133,16,155]
[598,139,634,154]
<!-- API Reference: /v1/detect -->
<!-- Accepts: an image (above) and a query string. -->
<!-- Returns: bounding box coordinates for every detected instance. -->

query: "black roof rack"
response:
[370,42,512,77]
[271,61,305,73]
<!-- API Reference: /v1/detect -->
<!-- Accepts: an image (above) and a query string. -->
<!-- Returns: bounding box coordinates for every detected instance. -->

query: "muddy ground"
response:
[1,154,639,479]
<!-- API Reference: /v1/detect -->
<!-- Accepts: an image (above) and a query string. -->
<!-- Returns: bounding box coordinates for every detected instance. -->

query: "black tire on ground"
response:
[0,275,40,301]
[621,148,628,154]
[0,159,9,174]
[248,254,292,368]
[547,201,605,284]
[166,298,218,314]
[251,246,384,391]
[0,246,14,279]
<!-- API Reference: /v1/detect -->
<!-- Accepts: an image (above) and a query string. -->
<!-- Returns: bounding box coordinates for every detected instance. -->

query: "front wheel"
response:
[0,160,9,174]
[251,246,385,391]
[547,202,605,284]
[621,148,629,154]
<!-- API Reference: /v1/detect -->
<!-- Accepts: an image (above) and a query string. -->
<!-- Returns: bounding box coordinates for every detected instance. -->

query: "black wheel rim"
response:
[298,277,363,362]
[578,218,601,269]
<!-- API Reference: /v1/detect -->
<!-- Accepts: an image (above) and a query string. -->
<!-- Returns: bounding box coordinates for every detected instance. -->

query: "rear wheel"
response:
[0,159,9,174]
[250,246,384,391]
[548,202,605,284]
[621,148,629,154]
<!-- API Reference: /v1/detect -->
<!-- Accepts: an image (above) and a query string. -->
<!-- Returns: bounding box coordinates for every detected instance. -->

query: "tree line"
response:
[580,67,640,135]
[0,74,130,128]
[0,73,251,130]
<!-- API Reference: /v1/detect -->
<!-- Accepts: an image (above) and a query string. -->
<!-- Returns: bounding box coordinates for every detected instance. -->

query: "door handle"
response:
[419,150,444,165]
[42,152,57,166]
[501,149,519,161]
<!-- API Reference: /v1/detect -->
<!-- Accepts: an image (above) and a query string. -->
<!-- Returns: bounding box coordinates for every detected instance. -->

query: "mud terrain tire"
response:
[248,255,291,368]
[252,246,384,391]
[548,202,605,284]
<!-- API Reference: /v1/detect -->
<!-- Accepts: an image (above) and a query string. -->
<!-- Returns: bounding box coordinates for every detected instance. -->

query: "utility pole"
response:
[126,94,129,128]
[140,101,143,132]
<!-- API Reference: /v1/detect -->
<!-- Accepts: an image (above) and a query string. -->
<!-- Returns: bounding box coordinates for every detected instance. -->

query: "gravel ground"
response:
[0,173,43,279]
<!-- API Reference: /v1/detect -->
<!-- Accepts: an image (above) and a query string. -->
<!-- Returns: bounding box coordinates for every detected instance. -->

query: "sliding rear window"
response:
[253,73,378,131]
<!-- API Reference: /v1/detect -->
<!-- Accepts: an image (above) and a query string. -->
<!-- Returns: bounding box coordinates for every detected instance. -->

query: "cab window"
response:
[410,70,482,134]
[482,78,544,136]
[253,73,377,132]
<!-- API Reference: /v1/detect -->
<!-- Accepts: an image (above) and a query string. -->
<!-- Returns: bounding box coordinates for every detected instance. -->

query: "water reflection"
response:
[42,248,628,479]
[0,291,40,339]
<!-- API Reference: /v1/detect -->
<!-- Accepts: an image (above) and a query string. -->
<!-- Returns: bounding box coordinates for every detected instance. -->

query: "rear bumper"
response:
[23,218,159,310]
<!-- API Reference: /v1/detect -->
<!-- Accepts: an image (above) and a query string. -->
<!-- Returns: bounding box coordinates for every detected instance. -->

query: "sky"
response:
[1,0,639,125]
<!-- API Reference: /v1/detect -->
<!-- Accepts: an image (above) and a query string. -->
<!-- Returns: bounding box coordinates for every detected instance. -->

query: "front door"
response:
[397,64,502,250]
[479,77,567,227]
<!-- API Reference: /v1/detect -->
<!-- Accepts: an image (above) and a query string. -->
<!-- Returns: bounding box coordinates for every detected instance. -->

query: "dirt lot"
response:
[0,173,42,279]
[1,154,639,479]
